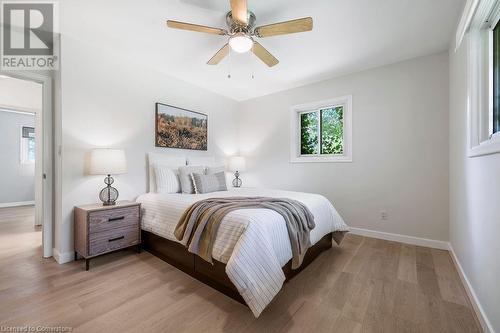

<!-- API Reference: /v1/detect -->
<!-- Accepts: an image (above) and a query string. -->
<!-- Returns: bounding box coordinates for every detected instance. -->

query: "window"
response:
[291,96,352,162]
[494,20,500,134]
[20,126,35,164]
[300,106,344,155]
[462,0,500,157]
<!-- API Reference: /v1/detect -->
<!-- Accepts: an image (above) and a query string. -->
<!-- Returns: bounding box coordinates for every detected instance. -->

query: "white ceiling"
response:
[65,0,465,101]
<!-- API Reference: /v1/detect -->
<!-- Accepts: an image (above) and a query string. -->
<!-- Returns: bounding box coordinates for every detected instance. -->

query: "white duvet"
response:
[136,187,348,317]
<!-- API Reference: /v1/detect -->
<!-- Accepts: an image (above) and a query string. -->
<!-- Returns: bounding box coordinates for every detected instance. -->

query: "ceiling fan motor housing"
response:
[226,11,256,35]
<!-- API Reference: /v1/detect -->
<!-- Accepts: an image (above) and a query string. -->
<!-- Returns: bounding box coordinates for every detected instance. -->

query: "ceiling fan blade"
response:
[252,41,279,67]
[254,17,313,38]
[207,44,230,65]
[230,0,248,25]
[167,20,227,35]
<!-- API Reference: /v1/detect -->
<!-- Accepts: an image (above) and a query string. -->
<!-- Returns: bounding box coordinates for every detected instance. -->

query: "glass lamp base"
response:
[232,176,242,188]
[99,175,119,205]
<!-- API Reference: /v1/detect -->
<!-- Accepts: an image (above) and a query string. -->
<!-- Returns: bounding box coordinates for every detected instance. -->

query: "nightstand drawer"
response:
[89,206,139,234]
[89,225,139,256]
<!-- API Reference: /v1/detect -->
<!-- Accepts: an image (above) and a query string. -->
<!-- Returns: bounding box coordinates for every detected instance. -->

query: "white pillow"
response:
[154,165,181,193]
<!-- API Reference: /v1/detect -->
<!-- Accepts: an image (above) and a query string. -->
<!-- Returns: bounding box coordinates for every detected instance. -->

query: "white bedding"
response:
[137,187,348,317]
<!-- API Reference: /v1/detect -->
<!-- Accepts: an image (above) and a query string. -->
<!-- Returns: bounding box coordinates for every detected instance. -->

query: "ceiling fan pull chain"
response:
[251,44,255,79]
[227,46,232,79]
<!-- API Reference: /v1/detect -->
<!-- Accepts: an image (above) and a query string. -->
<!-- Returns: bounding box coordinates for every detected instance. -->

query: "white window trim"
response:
[465,0,500,157]
[20,125,35,165]
[290,95,352,163]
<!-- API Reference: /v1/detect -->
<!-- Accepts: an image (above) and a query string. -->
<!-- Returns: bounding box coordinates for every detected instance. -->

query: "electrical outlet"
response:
[380,210,388,221]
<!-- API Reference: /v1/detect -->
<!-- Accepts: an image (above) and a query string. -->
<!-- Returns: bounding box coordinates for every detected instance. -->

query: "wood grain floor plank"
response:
[431,249,456,278]
[398,244,418,283]
[334,315,362,333]
[416,263,441,297]
[437,275,469,306]
[416,247,434,269]
[366,278,397,317]
[393,280,418,322]
[342,279,375,322]
[431,249,468,306]
[343,237,371,274]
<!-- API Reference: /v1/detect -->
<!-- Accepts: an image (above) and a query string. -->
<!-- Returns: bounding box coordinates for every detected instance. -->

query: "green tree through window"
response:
[300,106,344,156]
[300,112,318,154]
[321,107,344,154]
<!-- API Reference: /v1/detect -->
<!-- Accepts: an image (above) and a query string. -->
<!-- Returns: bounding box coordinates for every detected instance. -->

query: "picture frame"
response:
[155,103,208,151]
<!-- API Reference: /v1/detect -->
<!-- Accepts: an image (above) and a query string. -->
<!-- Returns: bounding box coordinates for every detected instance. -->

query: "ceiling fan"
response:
[166,0,313,67]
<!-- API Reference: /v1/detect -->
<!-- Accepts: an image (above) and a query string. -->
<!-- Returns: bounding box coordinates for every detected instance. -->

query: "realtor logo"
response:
[1,1,59,70]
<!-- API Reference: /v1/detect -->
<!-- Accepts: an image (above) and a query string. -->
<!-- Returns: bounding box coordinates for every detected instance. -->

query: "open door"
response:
[0,72,53,258]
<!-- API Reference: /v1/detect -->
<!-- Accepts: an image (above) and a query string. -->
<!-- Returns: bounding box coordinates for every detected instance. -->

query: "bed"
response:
[137,153,349,317]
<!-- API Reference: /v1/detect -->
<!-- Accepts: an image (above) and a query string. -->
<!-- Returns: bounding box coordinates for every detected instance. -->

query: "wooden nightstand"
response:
[74,201,141,271]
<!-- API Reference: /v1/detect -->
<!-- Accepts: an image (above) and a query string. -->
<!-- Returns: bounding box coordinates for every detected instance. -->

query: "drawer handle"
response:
[108,216,125,222]
[108,236,125,242]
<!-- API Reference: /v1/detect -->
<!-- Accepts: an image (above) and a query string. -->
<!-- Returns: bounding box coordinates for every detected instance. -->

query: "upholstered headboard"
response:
[147,153,186,193]
[147,153,227,193]
[187,156,216,166]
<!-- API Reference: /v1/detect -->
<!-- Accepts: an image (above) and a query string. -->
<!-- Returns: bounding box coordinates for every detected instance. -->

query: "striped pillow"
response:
[191,172,227,194]
[154,165,180,193]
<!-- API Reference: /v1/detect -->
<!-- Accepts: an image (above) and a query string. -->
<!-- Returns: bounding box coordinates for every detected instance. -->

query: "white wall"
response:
[237,52,449,242]
[449,37,500,332]
[0,111,35,204]
[0,76,42,112]
[55,2,239,259]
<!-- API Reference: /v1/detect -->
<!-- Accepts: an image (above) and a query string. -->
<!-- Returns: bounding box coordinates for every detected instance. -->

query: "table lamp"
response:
[89,149,127,205]
[228,156,246,188]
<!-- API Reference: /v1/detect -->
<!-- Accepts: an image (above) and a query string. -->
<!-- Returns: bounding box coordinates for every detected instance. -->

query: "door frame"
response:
[0,71,53,258]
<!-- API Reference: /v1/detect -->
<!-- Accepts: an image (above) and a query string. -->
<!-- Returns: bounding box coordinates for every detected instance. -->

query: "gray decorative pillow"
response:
[206,165,229,189]
[178,165,205,194]
[191,172,227,194]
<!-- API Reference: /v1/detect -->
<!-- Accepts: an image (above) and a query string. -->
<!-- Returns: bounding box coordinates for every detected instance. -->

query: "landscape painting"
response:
[155,103,208,151]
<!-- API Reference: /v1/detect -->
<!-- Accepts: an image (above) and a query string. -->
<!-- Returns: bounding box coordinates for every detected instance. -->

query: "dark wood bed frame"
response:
[141,230,334,305]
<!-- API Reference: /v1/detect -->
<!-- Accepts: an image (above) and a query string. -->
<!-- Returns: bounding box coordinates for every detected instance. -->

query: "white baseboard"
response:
[53,248,74,264]
[448,245,495,333]
[349,227,450,250]
[0,200,35,208]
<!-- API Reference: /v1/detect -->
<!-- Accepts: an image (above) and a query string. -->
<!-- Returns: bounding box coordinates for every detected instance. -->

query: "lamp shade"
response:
[89,149,127,175]
[228,156,246,172]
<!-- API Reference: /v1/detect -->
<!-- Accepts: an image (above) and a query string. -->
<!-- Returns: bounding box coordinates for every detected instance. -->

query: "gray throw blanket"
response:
[174,197,316,269]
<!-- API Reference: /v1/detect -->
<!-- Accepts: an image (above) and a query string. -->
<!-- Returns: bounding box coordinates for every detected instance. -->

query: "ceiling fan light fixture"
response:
[229,33,253,53]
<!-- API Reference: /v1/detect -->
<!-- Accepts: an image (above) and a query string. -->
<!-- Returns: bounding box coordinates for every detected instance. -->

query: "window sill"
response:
[290,155,352,163]
[468,132,500,157]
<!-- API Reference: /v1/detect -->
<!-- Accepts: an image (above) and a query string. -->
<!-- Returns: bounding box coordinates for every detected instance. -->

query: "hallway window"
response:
[494,20,500,134]
[464,0,500,157]
[20,126,35,164]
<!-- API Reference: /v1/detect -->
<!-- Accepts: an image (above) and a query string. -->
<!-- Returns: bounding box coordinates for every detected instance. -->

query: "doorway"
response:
[0,73,53,258]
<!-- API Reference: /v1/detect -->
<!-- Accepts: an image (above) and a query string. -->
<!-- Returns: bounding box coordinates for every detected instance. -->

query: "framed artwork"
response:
[155,103,208,151]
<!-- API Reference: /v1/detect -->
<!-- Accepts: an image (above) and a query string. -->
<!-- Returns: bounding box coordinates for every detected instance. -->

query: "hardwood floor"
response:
[0,206,481,332]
